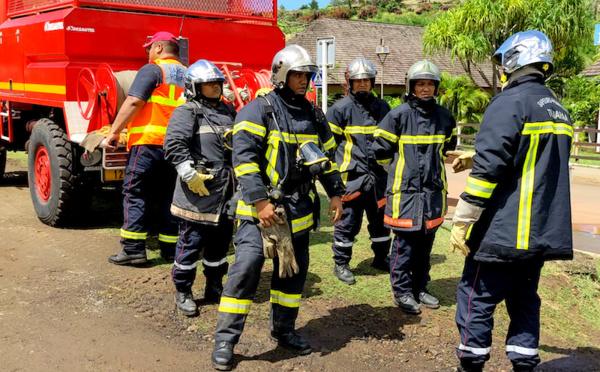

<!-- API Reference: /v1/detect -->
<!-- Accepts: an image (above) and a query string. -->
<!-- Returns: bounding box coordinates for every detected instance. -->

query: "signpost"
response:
[316,37,335,112]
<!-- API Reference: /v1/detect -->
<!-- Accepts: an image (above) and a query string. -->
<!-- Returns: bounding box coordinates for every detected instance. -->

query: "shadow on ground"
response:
[235,303,420,365]
[537,346,600,371]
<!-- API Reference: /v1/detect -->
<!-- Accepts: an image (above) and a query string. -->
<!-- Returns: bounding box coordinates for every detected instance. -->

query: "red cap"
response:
[143,31,178,48]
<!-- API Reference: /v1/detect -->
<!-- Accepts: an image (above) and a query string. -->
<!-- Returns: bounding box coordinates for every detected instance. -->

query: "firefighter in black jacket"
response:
[327,57,392,285]
[450,31,573,372]
[211,45,344,371]
[163,60,237,317]
[373,60,456,315]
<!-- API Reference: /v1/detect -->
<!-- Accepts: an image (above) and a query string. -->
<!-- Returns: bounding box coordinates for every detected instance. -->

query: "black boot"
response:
[333,263,356,285]
[175,290,197,317]
[417,290,440,309]
[457,361,484,372]
[270,330,312,355]
[393,294,421,315]
[211,341,234,371]
[204,279,223,303]
[371,256,390,272]
[108,250,147,266]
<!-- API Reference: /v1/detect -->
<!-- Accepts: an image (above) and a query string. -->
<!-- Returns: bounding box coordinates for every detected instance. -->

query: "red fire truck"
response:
[0,0,284,226]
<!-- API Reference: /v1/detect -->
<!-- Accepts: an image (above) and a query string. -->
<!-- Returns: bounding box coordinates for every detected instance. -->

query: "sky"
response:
[278,0,330,10]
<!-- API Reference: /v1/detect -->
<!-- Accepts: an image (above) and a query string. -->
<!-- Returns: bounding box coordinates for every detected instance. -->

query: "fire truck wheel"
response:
[0,148,6,181]
[27,119,77,227]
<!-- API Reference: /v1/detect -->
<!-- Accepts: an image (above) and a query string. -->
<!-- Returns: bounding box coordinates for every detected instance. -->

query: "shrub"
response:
[415,9,422,14]
[357,5,377,20]
[328,6,352,19]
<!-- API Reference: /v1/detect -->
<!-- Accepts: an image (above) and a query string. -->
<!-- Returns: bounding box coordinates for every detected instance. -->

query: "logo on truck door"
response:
[44,22,64,31]
[66,26,96,33]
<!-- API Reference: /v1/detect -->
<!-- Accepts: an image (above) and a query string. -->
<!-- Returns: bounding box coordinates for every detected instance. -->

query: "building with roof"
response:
[287,18,493,96]
[581,60,600,77]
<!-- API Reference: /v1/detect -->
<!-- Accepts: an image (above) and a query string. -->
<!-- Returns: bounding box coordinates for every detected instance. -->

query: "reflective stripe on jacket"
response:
[232,90,344,236]
[462,75,573,262]
[127,59,186,150]
[164,100,237,224]
[373,99,456,232]
[326,94,390,197]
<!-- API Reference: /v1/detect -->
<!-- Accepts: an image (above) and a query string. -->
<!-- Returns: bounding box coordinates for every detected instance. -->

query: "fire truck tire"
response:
[27,119,78,227]
[0,148,6,181]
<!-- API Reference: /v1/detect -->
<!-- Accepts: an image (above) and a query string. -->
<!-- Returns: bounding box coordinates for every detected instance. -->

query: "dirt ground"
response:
[1,158,600,372]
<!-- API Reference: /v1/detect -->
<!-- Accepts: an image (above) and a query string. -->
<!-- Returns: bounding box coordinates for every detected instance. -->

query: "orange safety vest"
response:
[126,58,186,150]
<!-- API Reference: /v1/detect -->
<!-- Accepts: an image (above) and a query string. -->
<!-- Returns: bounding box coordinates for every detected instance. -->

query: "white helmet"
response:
[405,59,441,96]
[491,30,553,77]
[271,45,319,89]
[185,59,226,99]
[345,56,377,92]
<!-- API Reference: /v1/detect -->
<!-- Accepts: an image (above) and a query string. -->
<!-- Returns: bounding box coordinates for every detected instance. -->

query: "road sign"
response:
[595,24,600,45]
[312,72,322,87]
[316,37,335,67]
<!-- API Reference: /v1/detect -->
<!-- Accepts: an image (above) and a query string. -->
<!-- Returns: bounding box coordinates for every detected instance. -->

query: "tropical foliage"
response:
[437,72,490,124]
[553,75,600,132]
[423,0,594,94]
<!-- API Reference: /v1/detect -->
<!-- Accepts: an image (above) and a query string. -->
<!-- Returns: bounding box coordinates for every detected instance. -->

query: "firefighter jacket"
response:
[373,96,456,232]
[462,74,573,263]
[232,89,345,237]
[327,93,391,203]
[164,99,237,225]
[127,58,186,150]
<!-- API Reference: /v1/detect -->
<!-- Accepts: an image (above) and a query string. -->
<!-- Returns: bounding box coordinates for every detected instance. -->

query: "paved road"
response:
[445,164,600,256]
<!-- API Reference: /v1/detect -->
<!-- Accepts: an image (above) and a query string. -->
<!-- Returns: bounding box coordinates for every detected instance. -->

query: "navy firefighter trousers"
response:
[390,230,435,298]
[456,257,543,371]
[120,145,178,256]
[332,188,391,265]
[171,217,233,291]
[214,220,310,345]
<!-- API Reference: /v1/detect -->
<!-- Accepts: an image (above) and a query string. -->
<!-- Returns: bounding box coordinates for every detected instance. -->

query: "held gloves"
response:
[450,198,484,256]
[446,151,475,173]
[258,205,299,278]
[176,161,214,196]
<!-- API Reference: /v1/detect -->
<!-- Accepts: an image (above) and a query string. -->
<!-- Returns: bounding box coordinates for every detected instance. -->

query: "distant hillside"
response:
[279,1,461,38]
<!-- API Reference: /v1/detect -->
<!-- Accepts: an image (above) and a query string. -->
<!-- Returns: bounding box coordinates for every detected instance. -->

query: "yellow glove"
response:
[446,151,475,173]
[258,225,278,259]
[450,222,471,256]
[186,172,214,196]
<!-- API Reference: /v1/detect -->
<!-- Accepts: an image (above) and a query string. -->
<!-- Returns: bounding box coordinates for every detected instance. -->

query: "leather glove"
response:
[450,223,471,256]
[446,151,475,173]
[450,198,484,257]
[187,172,214,196]
[259,206,299,278]
[176,161,214,196]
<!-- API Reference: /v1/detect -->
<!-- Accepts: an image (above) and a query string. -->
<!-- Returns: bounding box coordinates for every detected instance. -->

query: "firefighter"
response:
[210,45,345,371]
[450,30,573,372]
[373,60,456,315]
[327,57,392,285]
[163,60,237,316]
[106,31,186,266]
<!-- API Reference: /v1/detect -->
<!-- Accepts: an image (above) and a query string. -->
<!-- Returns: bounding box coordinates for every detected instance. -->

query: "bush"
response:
[328,6,352,19]
[357,5,378,20]
[415,9,422,14]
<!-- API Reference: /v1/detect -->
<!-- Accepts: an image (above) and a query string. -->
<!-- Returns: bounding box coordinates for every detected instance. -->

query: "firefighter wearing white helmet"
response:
[327,56,392,285]
[373,59,457,315]
[450,30,573,372]
[211,45,345,371]
[163,59,238,317]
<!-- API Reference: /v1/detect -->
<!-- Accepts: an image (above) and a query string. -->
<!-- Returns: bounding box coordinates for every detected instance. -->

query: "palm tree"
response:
[437,72,490,124]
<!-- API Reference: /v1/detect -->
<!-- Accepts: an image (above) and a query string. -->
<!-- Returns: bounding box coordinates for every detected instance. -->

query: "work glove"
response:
[258,205,299,278]
[446,151,475,173]
[176,160,214,196]
[450,198,484,257]
[187,172,214,196]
